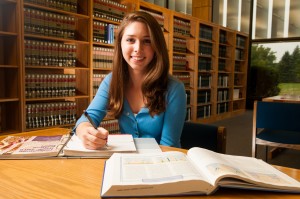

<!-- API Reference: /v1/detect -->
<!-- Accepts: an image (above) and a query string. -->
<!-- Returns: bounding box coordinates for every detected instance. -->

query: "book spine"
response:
[26,101,77,129]
[25,73,76,98]
[93,73,108,95]
[25,7,76,39]
[24,39,77,67]
[100,119,120,134]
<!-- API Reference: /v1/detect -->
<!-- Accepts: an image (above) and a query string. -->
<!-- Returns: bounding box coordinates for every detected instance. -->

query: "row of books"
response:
[100,119,120,134]
[217,102,229,114]
[235,62,242,72]
[185,107,191,121]
[217,89,229,102]
[197,105,211,119]
[218,59,226,71]
[26,102,77,129]
[24,0,78,13]
[93,73,108,95]
[24,40,76,67]
[173,74,191,87]
[236,36,246,48]
[140,8,164,30]
[198,57,212,71]
[218,75,229,87]
[173,18,191,37]
[25,74,76,99]
[219,45,228,58]
[173,38,187,53]
[93,0,127,22]
[198,75,211,88]
[199,25,213,41]
[173,55,187,70]
[199,42,213,56]
[93,47,114,69]
[197,91,211,104]
[219,31,227,44]
[93,22,118,44]
[186,90,191,105]
[235,49,244,60]
[24,7,76,39]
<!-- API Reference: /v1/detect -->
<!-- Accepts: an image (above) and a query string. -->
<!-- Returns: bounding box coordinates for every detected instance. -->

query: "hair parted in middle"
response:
[107,11,170,118]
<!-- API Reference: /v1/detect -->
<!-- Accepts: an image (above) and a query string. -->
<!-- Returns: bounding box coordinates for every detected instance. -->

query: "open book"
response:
[62,134,137,157]
[0,134,137,159]
[101,147,300,197]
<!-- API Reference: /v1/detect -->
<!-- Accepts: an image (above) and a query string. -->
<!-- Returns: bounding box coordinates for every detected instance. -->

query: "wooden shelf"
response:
[0,98,19,102]
[0,0,249,133]
[23,2,89,18]
[0,31,18,36]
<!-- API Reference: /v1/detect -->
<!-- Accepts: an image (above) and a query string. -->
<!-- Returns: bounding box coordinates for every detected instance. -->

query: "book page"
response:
[114,151,208,185]
[63,134,136,157]
[101,151,215,197]
[0,135,69,158]
[133,138,162,154]
[187,147,300,190]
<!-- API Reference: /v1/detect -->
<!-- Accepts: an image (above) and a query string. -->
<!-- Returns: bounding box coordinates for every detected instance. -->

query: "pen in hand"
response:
[83,110,108,147]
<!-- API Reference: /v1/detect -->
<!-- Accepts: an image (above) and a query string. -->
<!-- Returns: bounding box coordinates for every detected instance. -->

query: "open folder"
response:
[0,133,137,159]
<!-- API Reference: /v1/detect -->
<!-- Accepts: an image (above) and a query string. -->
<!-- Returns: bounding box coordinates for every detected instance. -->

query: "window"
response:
[250,41,300,98]
[213,0,300,106]
[212,0,250,34]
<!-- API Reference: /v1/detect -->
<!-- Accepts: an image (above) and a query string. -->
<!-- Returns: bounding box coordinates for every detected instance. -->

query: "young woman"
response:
[75,11,186,149]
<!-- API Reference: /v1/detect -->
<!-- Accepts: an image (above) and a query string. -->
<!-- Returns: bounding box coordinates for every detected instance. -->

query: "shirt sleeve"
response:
[160,77,187,147]
[74,73,111,129]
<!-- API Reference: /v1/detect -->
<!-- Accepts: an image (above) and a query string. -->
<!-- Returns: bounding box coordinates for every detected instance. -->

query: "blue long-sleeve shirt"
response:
[75,73,186,147]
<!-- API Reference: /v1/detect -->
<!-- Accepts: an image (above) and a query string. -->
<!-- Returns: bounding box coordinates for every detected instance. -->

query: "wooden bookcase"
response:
[196,23,249,123]
[129,0,249,123]
[0,0,248,134]
[197,21,218,121]
[20,0,90,132]
[232,32,248,113]
[0,0,23,133]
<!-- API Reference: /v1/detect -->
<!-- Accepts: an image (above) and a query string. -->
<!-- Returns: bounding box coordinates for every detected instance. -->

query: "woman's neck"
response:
[126,70,146,113]
[128,70,145,89]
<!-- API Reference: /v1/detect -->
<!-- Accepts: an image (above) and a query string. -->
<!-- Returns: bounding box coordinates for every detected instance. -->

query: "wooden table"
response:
[1,128,300,198]
[263,95,300,103]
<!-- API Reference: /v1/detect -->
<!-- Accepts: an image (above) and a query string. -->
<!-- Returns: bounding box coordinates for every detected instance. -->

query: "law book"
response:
[101,147,300,197]
[0,133,137,159]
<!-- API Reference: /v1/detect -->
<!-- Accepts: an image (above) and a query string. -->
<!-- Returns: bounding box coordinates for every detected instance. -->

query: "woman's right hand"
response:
[75,122,109,149]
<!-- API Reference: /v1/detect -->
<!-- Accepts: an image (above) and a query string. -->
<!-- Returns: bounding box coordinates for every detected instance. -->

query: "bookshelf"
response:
[196,24,249,123]
[171,12,197,121]
[233,32,248,112]
[0,0,22,133]
[21,0,90,131]
[131,0,249,123]
[0,0,249,134]
[197,22,218,120]
[90,0,128,99]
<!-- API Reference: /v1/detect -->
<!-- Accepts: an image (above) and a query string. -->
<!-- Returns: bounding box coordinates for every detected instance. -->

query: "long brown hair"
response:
[107,11,170,118]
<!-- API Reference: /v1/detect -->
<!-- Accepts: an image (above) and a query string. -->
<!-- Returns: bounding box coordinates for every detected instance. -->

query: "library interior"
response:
[1,0,300,198]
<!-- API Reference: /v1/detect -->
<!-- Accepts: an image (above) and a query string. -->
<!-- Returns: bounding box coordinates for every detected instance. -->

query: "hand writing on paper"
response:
[76,122,109,150]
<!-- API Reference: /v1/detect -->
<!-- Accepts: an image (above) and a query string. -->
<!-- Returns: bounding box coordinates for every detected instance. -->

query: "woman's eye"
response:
[144,39,151,45]
[126,38,135,42]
